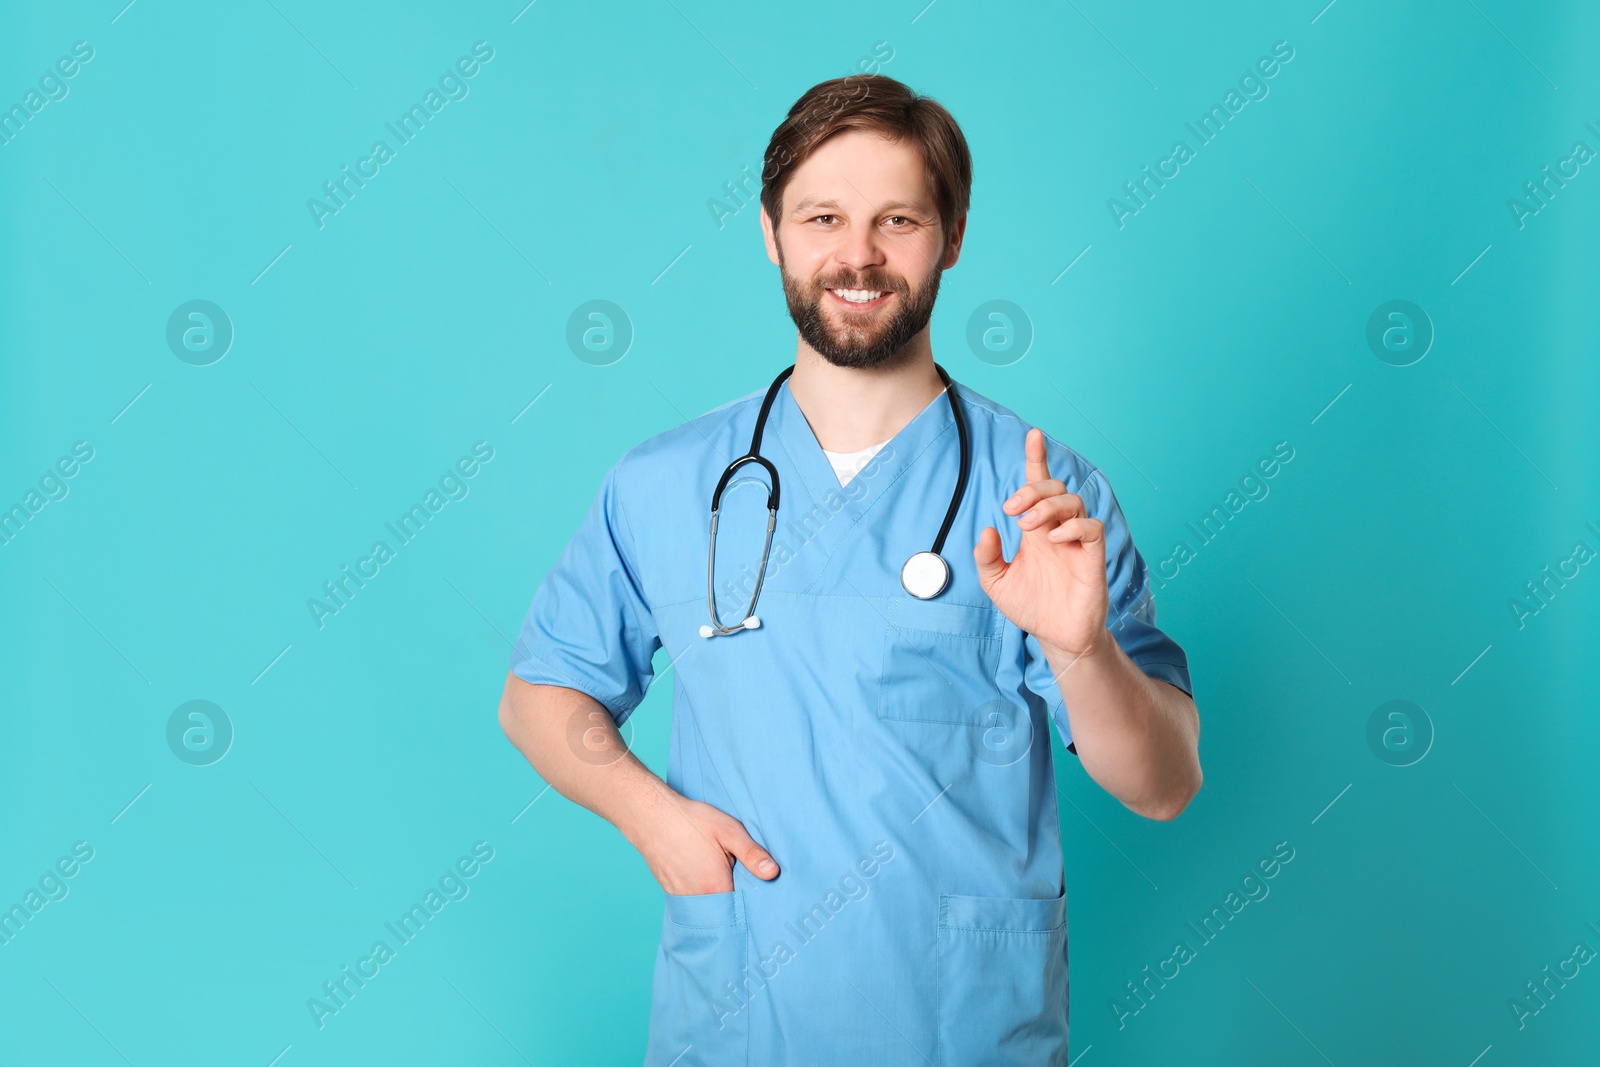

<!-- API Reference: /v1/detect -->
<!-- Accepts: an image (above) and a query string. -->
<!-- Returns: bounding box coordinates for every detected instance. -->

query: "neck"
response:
[786,337,946,453]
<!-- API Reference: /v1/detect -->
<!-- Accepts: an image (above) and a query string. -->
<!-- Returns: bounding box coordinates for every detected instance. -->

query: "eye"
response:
[811,214,837,225]
[885,216,915,228]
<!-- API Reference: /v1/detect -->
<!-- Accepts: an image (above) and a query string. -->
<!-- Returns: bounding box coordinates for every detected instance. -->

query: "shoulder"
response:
[605,383,767,497]
[951,380,1110,507]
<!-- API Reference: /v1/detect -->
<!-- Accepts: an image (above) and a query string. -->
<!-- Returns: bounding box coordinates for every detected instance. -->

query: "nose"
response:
[834,217,885,276]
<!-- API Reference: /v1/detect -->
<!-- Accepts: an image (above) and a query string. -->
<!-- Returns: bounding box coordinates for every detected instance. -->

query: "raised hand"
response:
[973,428,1110,658]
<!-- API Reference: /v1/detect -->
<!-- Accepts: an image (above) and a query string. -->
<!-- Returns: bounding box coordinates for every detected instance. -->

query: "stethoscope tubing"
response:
[703,362,969,637]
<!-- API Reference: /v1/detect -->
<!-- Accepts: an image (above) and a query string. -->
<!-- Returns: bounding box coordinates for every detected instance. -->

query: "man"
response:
[499,74,1201,1065]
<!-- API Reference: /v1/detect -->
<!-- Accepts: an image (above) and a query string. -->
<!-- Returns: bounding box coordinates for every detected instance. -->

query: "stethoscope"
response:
[699,362,971,639]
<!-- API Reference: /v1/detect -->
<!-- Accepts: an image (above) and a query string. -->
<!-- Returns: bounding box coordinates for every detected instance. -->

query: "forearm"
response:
[1040,629,1201,820]
[496,672,678,846]
[497,671,781,892]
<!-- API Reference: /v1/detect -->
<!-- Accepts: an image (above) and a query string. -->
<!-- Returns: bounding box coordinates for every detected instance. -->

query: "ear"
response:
[939,213,968,270]
[760,208,781,267]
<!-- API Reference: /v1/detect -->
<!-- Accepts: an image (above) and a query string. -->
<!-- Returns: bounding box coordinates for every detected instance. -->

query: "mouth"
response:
[826,287,893,311]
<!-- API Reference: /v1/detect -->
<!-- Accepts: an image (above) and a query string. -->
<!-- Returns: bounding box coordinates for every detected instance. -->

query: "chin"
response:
[813,341,913,371]
[782,270,941,370]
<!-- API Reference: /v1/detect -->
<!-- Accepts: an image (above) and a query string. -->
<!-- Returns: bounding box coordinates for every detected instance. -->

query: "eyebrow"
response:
[789,196,932,217]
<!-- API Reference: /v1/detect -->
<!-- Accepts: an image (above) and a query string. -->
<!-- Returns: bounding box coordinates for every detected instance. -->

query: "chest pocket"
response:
[878,598,1007,725]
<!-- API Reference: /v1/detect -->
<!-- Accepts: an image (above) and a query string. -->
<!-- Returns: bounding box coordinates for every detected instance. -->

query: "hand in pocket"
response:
[634,793,780,895]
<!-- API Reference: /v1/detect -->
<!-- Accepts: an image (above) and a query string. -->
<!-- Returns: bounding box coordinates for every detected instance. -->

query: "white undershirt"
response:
[820,440,889,486]
[818,386,948,487]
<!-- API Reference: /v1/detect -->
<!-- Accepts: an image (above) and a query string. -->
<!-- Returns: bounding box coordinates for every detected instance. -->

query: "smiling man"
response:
[499,74,1202,1065]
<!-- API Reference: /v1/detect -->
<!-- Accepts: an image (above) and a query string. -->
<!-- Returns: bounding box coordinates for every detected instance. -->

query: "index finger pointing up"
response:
[1025,427,1051,483]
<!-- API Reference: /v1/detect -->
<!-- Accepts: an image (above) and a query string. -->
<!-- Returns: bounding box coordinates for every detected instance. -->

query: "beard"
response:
[779,254,942,371]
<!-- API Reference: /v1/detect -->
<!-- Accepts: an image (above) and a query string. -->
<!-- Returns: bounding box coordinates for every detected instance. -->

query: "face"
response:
[762,130,964,369]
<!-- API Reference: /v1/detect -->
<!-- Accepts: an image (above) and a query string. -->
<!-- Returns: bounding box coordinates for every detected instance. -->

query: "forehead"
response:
[782,129,935,215]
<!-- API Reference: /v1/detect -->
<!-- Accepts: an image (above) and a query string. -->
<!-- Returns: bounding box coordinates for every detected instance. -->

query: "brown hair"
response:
[760,75,972,251]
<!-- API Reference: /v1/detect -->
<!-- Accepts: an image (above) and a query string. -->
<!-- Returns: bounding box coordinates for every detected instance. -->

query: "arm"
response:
[497,671,781,892]
[1037,632,1200,821]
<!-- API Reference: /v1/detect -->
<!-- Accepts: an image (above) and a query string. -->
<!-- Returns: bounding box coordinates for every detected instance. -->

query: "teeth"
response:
[832,288,885,303]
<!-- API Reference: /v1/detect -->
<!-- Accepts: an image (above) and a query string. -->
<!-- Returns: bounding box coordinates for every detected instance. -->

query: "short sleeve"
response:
[1024,466,1193,754]
[509,464,661,725]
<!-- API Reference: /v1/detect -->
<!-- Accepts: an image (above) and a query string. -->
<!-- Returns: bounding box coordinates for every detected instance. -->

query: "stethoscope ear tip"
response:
[698,618,757,638]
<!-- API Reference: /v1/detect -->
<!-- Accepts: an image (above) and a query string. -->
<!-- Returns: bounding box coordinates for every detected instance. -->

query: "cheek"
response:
[777,230,825,267]
[794,254,840,287]
[782,258,823,290]
[896,248,942,290]
[787,237,834,272]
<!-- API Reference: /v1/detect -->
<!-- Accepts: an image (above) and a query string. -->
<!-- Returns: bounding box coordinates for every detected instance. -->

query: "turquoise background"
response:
[3,0,1597,1063]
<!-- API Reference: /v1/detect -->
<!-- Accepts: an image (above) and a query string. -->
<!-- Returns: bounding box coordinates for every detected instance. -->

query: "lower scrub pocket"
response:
[646,889,749,1067]
[936,890,1069,1067]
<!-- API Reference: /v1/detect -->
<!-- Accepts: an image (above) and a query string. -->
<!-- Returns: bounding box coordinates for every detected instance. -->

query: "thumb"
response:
[722,821,780,880]
[973,526,1007,589]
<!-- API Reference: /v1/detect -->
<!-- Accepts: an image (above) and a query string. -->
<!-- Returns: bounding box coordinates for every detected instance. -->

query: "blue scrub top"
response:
[511,376,1192,1066]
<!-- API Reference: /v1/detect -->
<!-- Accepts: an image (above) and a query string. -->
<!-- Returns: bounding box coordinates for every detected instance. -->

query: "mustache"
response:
[817,275,906,293]
[819,273,908,289]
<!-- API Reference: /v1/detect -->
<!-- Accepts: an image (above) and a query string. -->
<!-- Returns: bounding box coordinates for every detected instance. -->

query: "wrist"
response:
[614,774,681,850]
[1039,625,1114,664]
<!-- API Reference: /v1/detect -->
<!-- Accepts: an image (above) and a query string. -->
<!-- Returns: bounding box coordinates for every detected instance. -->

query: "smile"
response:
[827,288,892,310]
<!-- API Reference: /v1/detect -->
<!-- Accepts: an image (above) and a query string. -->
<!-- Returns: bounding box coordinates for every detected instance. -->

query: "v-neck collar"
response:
[768,376,958,518]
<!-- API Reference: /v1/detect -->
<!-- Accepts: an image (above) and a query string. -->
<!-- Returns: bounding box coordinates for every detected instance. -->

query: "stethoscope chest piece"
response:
[900,551,951,600]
